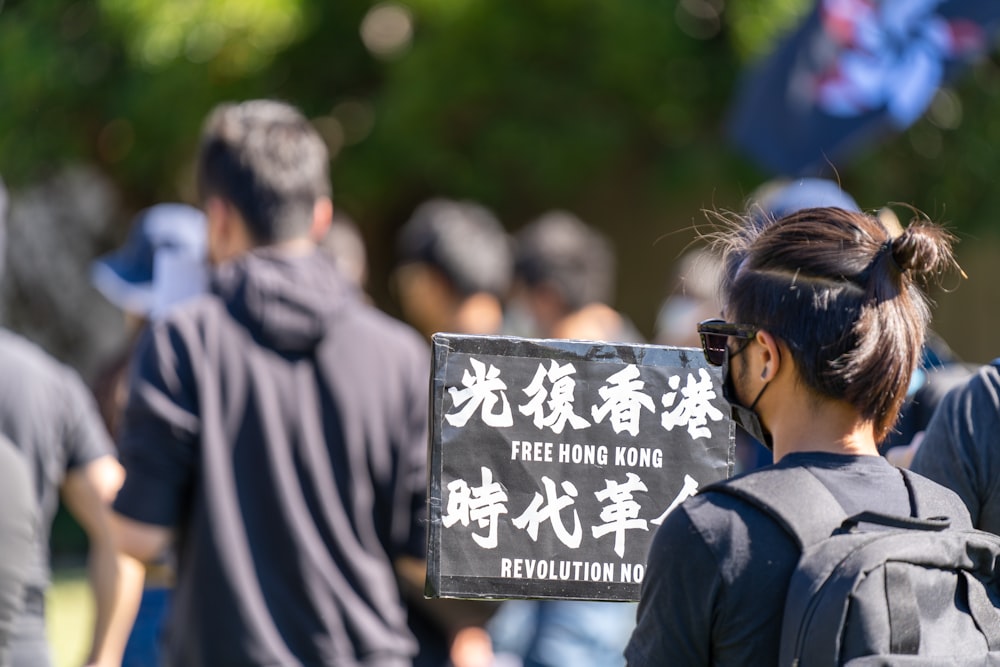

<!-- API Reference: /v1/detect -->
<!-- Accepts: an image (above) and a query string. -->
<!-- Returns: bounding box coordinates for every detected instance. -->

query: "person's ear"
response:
[204,196,230,265]
[310,197,333,242]
[755,329,782,382]
[204,196,252,264]
[204,196,228,230]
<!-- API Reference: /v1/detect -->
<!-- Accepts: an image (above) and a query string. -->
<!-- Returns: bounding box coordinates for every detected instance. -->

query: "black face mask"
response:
[722,348,773,450]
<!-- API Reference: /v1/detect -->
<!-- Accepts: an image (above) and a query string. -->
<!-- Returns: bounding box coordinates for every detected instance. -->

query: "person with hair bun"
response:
[625,206,973,666]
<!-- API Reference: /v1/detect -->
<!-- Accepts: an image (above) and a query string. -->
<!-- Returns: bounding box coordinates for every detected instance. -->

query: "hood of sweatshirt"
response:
[211,248,353,354]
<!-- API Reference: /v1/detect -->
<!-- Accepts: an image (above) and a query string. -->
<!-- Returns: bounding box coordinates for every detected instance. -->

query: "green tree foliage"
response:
[3,0,1000,346]
[0,0,321,200]
[342,0,740,217]
[0,0,768,209]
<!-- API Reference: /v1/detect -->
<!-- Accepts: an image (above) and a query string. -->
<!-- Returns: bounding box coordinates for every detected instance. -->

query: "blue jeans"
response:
[488,600,637,667]
[122,587,170,667]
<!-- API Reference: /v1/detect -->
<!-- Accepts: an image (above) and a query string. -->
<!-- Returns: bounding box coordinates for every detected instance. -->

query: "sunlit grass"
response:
[47,566,92,667]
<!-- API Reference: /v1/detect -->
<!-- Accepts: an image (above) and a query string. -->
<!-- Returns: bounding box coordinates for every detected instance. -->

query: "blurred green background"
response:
[48,567,92,667]
[4,0,1000,364]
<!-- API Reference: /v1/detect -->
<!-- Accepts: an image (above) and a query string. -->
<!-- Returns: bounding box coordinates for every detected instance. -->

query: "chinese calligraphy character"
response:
[441,466,509,549]
[590,365,655,437]
[518,360,591,434]
[512,476,582,549]
[592,473,649,558]
[651,474,700,525]
[445,357,513,428]
[660,368,725,439]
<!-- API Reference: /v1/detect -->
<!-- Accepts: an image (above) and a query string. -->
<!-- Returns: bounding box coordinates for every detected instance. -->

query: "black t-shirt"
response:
[114,250,430,667]
[625,452,972,667]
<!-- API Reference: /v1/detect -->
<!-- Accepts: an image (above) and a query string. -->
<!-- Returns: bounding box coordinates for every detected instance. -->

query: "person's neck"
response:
[768,392,879,463]
[550,303,622,341]
[264,237,316,256]
[453,292,504,336]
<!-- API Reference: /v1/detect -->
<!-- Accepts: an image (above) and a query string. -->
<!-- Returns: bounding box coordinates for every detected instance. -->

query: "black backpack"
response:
[706,466,1000,666]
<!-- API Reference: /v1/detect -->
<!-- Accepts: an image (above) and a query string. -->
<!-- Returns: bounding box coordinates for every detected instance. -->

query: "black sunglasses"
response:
[697,319,759,366]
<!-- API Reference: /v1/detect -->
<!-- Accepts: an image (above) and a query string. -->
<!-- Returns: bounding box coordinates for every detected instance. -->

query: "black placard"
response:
[426,334,735,602]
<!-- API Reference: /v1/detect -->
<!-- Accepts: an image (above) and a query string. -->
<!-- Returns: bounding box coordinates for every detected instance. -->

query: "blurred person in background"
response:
[652,246,723,350]
[879,332,977,468]
[653,178,863,354]
[394,198,513,341]
[505,210,642,344]
[90,202,208,667]
[392,198,510,667]
[908,357,1000,531]
[651,245,780,474]
[111,99,431,666]
[319,211,369,295]
[91,203,208,440]
[0,178,140,667]
[488,210,639,667]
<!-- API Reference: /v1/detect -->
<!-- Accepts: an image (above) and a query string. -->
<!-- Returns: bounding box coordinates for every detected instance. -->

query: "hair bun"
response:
[889,220,957,278]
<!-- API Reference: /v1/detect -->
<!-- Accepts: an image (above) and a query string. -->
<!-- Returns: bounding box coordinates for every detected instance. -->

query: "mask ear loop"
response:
[747,381,768,411]
[723,336,774,450]
[747,345,780,414]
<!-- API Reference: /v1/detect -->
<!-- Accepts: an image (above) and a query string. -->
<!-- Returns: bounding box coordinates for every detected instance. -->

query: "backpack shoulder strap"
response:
[703,467,848,549]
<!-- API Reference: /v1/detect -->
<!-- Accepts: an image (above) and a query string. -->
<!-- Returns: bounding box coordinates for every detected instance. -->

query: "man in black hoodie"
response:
[111,100,431,667]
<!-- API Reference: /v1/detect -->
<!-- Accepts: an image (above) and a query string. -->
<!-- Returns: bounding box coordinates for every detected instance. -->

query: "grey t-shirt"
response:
[911,361,1000,534]
[0,329,113,593]
[625,452,972,667]
[0,435,37,667]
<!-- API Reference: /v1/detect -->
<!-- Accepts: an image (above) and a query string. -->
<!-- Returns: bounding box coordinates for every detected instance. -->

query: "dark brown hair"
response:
[197,99,330,244]
[719,206,958,441]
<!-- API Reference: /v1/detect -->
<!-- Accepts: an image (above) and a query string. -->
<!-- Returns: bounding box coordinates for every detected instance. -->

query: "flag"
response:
[726,0,1000,176]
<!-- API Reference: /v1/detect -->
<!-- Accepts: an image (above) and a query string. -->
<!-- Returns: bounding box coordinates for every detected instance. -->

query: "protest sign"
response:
[425,334,734,602]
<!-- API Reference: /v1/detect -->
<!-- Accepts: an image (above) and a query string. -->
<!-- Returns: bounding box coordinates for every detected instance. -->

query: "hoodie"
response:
[115,248,430,667]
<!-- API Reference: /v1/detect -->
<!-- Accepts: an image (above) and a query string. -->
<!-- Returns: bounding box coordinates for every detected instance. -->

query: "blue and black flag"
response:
[726,0,1000,176]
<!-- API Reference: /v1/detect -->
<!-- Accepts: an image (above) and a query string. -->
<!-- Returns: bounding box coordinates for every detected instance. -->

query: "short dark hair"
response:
[196,99,330,244]
[719,206,958,441]
[396,199,512,298]
[514,211,615,311]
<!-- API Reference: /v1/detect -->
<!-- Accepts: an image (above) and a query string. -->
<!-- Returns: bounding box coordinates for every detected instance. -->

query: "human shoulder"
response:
[919,361,1000,426]
[340,299,429,355]
[155,291,227,329]
[977,359,1000,387]
[141,292,231,351]
[0,328,97,405]
[127,296,226,394]
[902,467,975,529]
[660,480,790,570]
[634,477,798,667]
[0,327,72,376]
[911,362,1000,490]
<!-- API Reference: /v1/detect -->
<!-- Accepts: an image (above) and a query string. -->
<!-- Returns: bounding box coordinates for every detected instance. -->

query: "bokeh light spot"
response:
[360,3,414,59]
